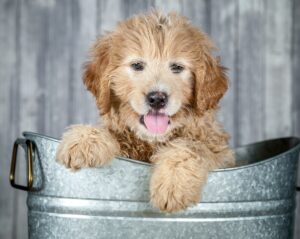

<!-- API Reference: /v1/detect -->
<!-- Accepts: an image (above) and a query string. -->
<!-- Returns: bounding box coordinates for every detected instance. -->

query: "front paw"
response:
[150,148,207,213]
[56,125,120,170]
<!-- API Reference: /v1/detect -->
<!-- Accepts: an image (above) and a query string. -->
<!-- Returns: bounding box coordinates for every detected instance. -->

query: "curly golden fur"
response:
[56,11,235,213]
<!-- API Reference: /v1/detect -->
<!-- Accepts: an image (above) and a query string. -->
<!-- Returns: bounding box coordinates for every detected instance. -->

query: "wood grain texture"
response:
[236,0,265,145]
[181,0,210,34]
[154,0,181,12]
[123,0,154,17]
[292,0,300,137]
[210,0,238,146]
[43,0,73,138]
[0,0,299,238]
[0,0,19,238]
[264,0,293,139]
[67,0,98,125]
[292,0,300,238]
[98,0,125,34]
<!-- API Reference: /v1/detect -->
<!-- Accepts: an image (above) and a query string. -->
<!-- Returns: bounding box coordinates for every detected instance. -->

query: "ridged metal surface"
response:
[21,132,300,239]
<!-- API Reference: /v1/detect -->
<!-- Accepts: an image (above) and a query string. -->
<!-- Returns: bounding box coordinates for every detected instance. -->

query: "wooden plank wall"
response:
[0,0,299,238]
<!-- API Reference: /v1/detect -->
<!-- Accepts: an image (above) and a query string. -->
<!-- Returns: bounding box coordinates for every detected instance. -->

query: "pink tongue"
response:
[144,113,169,134]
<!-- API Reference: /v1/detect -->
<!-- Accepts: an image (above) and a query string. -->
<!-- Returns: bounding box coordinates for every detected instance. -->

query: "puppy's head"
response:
[84,11,228,141]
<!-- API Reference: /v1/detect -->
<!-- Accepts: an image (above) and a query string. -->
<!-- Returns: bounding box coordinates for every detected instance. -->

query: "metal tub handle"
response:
[9,138,33,191]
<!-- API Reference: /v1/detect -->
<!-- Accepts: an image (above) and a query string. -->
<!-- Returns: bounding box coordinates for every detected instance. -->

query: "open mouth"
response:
[140,110,170,134]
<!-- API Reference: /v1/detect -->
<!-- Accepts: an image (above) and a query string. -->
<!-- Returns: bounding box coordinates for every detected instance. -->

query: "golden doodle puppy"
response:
[56,11,235,213]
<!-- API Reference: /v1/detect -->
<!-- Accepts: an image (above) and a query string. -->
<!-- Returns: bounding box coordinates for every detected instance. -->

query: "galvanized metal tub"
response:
[9,132,300,239]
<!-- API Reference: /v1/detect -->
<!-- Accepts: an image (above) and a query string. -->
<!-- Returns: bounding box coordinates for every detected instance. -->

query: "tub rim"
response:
[23,131,300,173]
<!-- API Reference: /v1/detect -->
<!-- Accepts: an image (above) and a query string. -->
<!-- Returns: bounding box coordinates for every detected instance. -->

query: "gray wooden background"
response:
[1,0,300,238]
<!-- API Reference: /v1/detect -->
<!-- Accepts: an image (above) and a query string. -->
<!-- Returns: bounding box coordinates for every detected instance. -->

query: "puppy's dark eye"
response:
[170,63,184,74]
[131,62,144,71]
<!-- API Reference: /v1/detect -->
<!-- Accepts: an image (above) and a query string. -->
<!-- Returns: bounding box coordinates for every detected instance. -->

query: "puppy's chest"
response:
[119,140,158,163]
[112,130,165,162]
[113,128,194,163]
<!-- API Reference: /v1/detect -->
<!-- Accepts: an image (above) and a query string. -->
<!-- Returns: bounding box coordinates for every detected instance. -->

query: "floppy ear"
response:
[194,54,228,115]
[83,36,111,115]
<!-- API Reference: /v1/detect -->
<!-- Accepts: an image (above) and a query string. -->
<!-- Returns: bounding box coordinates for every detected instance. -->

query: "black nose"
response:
[146,91,168,109]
